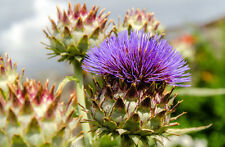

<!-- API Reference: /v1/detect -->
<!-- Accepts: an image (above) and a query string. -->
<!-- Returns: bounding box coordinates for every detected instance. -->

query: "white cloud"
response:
[0,0,69,77]
[0,0,224,77]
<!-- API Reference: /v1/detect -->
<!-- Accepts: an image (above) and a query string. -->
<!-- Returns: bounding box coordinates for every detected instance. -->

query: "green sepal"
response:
[44,102,57,120]
[50,37,66,52]
[110,98,126,124]
[92,134,121,147]
[11,135,28,147]
[25,117,44,146]
[125,83,137,101]
[123,113,140,132]
[6,109,20,138]
[130,135,141,145]
[63,26,72,40]
[161,87,175,104]
[26,117,41,134]
[116,129,127,135]
[49,19,59,33]
[167,94,176,107]
[0,130,9,147]
[52,127,66,147]
[8,86,20,109]
[145,82,155,96]
[137,97,151,126]
[77,35,88,53]
[156,82,166,94]
[0,96,5,115]
[32,83,43,105]
[134,129,154,136]
[149,110,167,131]
[19,95,33,115]
[103,118,117,130]
[101,85,114,114]
[138,97,151,113]
[91,100,105,124]
[90,27,100,39]
[74,56,83,63]
[39,143,52,147]
[121,135,135,147]
[67,45,80,56]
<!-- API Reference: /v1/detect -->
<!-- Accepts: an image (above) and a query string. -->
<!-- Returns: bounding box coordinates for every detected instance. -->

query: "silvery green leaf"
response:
[176,88,225,96]
[166,124,212,134]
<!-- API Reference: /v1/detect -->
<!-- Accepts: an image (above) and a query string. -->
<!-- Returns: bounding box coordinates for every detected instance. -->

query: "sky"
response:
[0,0,225,79]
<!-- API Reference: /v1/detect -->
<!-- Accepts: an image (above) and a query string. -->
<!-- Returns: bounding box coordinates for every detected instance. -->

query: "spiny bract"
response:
[43,2,111,63]
[0,79,79,147]
[116,8,164,35]
[86,77,184,146]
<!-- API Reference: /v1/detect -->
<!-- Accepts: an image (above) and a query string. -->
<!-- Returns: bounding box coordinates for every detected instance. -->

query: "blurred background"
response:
[1,0,225,146]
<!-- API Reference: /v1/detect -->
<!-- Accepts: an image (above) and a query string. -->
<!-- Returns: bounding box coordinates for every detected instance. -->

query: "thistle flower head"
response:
[83,30,191,87]
[0,79,79,146]
[43,2,111,63]
[116,8,164,34]
[82,30,209,146]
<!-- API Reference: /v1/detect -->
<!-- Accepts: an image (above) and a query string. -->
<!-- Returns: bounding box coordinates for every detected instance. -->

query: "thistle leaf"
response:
[176,88,225,96]
[166,124,212,135]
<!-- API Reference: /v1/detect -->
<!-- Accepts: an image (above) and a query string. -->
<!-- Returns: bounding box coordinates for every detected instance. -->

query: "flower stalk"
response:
[73,61,91,147]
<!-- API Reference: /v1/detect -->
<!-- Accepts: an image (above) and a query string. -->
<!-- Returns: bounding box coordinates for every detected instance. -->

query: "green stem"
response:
[73,61,91,147]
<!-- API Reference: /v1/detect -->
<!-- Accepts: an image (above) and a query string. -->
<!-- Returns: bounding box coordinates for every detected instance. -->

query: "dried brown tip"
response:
[98,8,106,18]
[75,17,84,30]
[154,21,160,30]
[123,15,129,25]
[171,112,187,121]
[63,10,69,24]
[56,6,62,20]
[49,18,58,32]
[100,19,107,29]
[68,2,73,15]
[81,3,87,15]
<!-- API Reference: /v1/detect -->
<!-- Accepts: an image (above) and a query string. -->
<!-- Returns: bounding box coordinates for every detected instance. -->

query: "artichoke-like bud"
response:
[116,8,164,35]
[88,79,183,146]
[0,79,79,147]
[82,30,193,146]
[43,2,111,63]
[0,53,22,93]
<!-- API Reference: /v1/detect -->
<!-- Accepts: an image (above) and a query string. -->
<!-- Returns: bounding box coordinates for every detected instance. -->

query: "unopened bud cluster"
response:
[43,2,111,63]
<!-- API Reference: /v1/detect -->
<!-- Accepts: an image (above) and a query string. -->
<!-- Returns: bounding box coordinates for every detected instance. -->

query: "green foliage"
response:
[175,22,225,147]
[93,135,121,147]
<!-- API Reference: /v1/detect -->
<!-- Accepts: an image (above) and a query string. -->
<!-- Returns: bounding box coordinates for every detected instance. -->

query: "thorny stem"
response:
[73,61,91,147]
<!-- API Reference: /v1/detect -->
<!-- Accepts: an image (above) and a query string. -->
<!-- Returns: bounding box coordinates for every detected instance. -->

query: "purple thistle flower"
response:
[83,30,191,87]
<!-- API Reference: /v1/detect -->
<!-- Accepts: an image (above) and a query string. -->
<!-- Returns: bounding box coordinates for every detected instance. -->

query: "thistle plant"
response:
[0,1,209,146]
[43,2,113,146]
[116,8,164,34]
[82,30,210,146]
[0,78,79,147]
[43,2,111,63]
